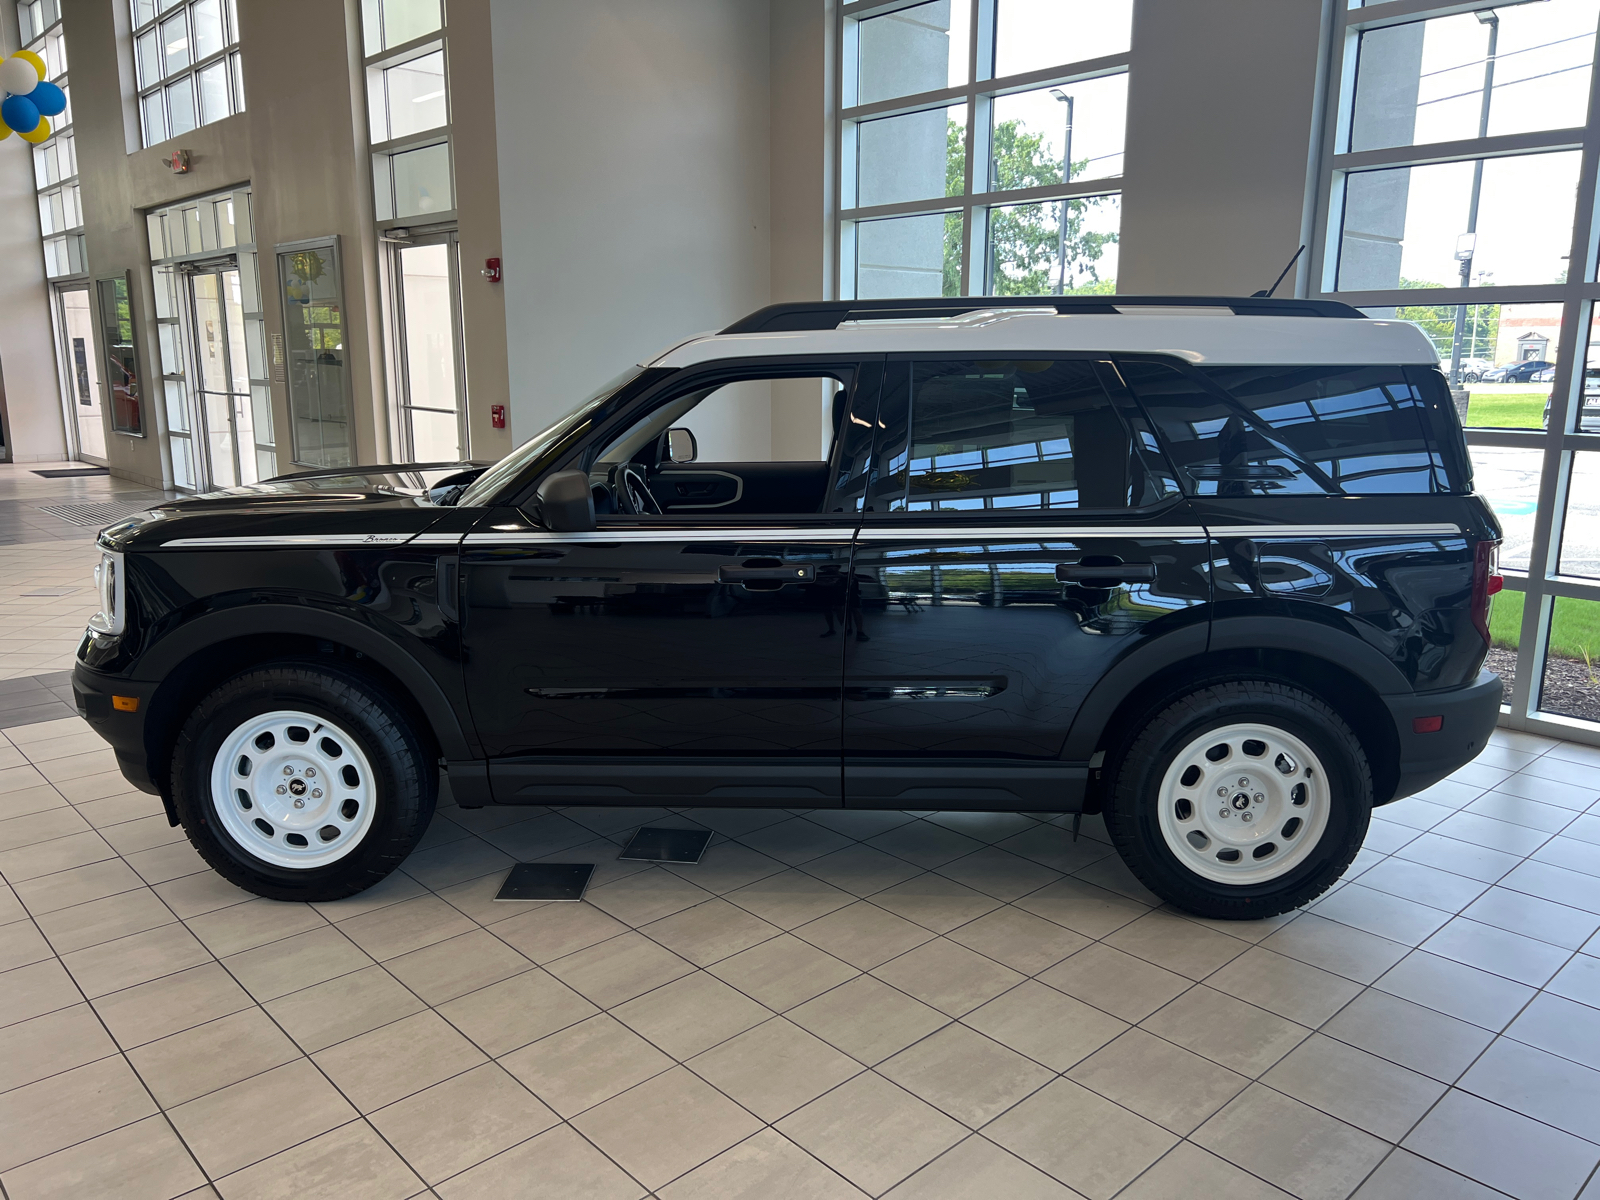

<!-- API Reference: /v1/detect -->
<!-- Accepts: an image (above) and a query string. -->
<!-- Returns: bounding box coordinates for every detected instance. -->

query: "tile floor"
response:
[1,462,1599,1200]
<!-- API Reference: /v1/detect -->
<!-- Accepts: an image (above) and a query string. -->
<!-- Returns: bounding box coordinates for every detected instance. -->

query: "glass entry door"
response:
[188,267,257,487]
[56,286,108,462]
[392,232,465,462]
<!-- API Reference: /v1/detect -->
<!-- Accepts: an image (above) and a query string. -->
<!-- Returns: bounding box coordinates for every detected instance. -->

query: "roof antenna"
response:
[1252,245,1306,298]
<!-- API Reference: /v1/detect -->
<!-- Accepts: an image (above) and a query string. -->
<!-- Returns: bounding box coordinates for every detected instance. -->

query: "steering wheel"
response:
[613,462,662,515]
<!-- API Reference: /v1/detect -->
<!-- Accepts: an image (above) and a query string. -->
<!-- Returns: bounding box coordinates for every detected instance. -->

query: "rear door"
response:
[842,356,1212,810]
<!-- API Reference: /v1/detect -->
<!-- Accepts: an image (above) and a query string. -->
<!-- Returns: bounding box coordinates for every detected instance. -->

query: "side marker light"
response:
[112,695,139,712]
[1412,715,1443,733]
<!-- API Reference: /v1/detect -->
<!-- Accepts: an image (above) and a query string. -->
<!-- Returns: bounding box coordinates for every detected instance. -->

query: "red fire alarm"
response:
[165,149,191,173]
[491,404,505,429]
[482,257,501,283]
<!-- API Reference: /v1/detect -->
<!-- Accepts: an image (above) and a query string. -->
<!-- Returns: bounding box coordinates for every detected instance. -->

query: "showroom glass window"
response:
[840,0,1130,299]
[20,0,83,279]
[131,0,244,147]
[361,0,455,225]
[1312,0,1600,736]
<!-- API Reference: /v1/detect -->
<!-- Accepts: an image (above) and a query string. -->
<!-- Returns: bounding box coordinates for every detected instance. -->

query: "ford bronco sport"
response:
[74,295,1504,919]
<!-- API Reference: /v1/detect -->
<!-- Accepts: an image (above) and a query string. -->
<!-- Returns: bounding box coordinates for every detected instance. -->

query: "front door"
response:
[189,266,257,487]
[843,356,1212,810]
[56,286,107,462]
[460,362,876,807]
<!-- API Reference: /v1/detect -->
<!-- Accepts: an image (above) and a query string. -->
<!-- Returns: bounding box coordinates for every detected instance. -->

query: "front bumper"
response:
[1381,669,1504,803]
[72,662,163,801]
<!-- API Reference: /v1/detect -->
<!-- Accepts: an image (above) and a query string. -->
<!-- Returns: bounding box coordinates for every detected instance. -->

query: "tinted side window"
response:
[1122,360,1443,496]
[868,359,1177,513]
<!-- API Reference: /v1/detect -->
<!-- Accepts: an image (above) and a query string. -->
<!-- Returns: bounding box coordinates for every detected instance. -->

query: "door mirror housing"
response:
[664,427,698,464]
[536,469,596,532]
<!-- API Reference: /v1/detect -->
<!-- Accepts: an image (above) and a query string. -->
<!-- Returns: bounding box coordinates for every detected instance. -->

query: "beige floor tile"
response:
[309,869,428,923]
[313,1008,486,1113]
[1115,1141,1294,1200]
[1067,1027,1248,1136]
[154,870,255,920]
[123,839,210,886]
[611,968,771,1059]
[866,872,1004,934]
[778,1070,966,1196]
[1204,945,1366,1028]
[90,961,253,1051]
[984,1076,1177,1200]
[129,1006,301,1107]
[658,1127,867,1200]
[223,924,376,1002]
[933,845,1064,903]
[434,1123,644,1200]
[436,965,599,1057]
[584,866,718,927]
[1037,942,1191,1024]
[942,905,1091,975]
[214,1119,424,1200]
[724,868,856,929]
[1010,876,1150,942]
[72,790,167,829]
[1460,1036,1600,1143]
[324,892,477,963]
[873,937,1026,1017]
[1402,1089,1599,1200]
[882,1134,1080,1200]
[0,828,116,883]
[1142,985,1310,1077]
[687,1016,862,1123]
[62,920,212,999]
[383,927,532,1006]
[737,816,857,865]
[659,841,789,895]
[490,901,629,964]
[1375,948,1536,1031]
[879,1022,1054,1128]
[705,932,859,1012]
[263,964,426,1054]
[168,1058,358,1178]
[962,978,1129,1072]
[501,1012,675,1118]
[27,731,117,765]
[1262,1033,1447,1142]
[0,783,68,822]
[1194,1084,1390,1200]
[0,1113,206,1200]
[183,897,327,958]
[788,974,950,1066]
[1101,909,1252,980]
[797,843,925,897]
[0,805,89,852]
[0,916,52,972]
[573,1065,763,1191]
[369,1061,558,1185]
[1351,1149,1505,1199]
[0,1001,117,1092]
[394,833,513,893]
[639,896,783,967]
[0,1055,158,1173]
[865,820,986,870]
[544,930,696,1008]
[98,813,187,856]
[1259,912,1410,984]
[34,886,174,956]
[13,857,145,916]
[793,900,936,970]
[1322,988,1495,1084]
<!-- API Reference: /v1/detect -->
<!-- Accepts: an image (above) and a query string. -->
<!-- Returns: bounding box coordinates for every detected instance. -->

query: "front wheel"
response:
[1103,680,1371,920]
[170,663,436,901]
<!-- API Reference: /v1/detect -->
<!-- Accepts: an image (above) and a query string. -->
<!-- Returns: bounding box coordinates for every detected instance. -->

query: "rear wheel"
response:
[170,663,435,901]
[1104,680,1371,919]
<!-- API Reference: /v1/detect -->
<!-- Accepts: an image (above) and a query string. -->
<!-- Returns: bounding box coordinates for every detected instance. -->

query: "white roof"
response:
[649,310,1440,370]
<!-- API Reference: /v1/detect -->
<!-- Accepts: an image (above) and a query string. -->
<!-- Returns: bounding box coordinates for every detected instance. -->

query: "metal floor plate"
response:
[494,862,594,901]
[619,826,713,863]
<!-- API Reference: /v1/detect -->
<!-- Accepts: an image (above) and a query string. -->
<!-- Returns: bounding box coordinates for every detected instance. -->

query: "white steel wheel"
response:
[1156,721,1330,885]
[209,710,378,870]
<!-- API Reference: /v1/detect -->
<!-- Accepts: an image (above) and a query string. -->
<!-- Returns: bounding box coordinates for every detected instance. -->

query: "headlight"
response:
[88,550,125,636]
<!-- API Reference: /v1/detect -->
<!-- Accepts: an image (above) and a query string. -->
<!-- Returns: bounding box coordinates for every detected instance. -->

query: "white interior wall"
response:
[489,0,773,440]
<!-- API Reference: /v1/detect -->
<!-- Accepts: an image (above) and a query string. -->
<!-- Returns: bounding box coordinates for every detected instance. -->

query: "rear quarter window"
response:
[1119,360,1449,496]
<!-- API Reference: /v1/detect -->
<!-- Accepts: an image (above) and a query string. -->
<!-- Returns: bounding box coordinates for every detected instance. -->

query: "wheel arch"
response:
[139,606,470,794]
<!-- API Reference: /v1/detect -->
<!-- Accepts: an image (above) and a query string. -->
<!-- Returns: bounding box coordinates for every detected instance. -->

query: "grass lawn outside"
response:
[1488,588,1600,662]
[1464,390,1547,430]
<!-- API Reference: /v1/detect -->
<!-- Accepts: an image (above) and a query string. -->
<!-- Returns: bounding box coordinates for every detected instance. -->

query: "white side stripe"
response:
[464,529,857,545]
[1209,524,1462,539]
[162,533,418,548]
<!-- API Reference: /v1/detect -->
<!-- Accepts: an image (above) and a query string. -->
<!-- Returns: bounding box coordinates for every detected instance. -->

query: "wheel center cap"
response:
[288,778,308,797]
[1230,792,1251,811]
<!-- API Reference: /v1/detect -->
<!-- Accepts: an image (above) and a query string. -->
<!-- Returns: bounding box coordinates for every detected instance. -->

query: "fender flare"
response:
[137,603,475,761]
[1062,615,1411,760]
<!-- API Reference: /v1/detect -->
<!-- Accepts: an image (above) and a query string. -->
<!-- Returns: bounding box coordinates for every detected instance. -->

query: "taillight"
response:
[1471,540,1503,646]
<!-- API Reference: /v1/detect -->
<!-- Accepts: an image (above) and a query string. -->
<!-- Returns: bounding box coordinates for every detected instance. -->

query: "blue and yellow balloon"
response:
[0,50,65,145]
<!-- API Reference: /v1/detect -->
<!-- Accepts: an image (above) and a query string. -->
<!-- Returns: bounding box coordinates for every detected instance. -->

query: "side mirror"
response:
[664,427,698,464]
[536,469,596,532]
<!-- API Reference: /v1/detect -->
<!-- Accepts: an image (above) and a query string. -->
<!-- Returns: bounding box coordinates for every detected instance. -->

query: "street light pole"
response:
[1051,88,1075,296]
[1450,10,1498,385]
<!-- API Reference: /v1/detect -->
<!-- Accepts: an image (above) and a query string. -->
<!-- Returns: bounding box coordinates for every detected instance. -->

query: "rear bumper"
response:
[1381,670,1504,803]
[72,663,163,800]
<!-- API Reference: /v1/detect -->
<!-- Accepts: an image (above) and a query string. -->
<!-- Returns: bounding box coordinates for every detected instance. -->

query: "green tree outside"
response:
[1393,280,1500,365]
[941,117,1118,296]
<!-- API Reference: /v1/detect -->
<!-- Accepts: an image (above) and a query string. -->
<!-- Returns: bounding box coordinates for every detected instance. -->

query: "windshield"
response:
[458,366,646,508]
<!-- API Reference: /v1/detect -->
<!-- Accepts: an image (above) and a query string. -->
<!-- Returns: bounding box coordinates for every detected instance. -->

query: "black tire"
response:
[170,662,436,901]
[1103,680,1372,920]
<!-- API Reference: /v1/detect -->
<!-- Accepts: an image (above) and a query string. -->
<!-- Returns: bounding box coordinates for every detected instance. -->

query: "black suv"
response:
[74,296,1504,919]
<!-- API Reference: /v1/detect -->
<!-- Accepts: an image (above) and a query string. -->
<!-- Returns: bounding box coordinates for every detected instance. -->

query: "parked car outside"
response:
[75,296,1504,921]
[1542,365,1600,429]
[1482,359,1553,383]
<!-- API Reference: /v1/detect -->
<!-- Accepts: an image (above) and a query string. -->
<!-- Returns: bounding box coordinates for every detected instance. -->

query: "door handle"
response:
[719,561,815,585]
[1056,562,1157,584]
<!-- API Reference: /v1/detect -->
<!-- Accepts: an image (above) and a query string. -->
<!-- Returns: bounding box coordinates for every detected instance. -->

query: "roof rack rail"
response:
[720,295,1365,335]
